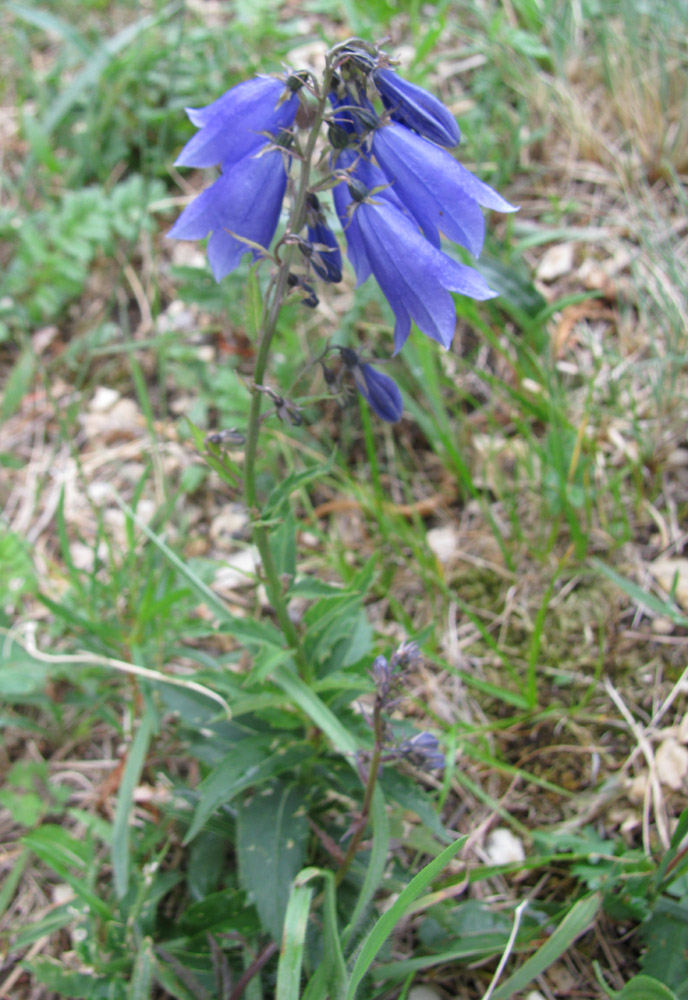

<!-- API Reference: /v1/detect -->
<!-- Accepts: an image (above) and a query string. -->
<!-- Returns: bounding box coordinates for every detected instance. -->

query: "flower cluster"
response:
[329,52,516,354]
[169,42,515,422]
[369,643,445,773]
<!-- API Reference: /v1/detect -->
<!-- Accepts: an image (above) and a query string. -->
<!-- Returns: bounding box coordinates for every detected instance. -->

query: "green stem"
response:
[243,66,335,680]
[335,698,385,886]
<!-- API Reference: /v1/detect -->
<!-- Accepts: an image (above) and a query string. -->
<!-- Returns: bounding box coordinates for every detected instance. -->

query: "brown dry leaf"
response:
[552,299,617,357]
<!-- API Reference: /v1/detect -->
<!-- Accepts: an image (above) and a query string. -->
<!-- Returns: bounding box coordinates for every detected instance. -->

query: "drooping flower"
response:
[304,193,342,283]
[340,347,403,422]
[373,67,460,148]
[176,76,300,170]
[372,122,517,256]
[168,146,289,281]
[401,732,445,771]
[334,176,496,353]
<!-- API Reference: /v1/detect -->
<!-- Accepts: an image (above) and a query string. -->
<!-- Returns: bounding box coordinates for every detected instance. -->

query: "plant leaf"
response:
[237,781,309,942]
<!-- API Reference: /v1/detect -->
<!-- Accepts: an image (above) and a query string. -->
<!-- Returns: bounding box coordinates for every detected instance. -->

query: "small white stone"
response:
[649,558,688,610]
[426,524,459,564]
[484,827,525,864]
[89,386,120,412]
[408,987,443,1000]
[214,548,261,590]
[537,243,574,281]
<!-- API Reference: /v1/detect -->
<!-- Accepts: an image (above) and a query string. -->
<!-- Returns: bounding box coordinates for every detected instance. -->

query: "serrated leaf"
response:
[237,781,309,941]
[184,738,311,844]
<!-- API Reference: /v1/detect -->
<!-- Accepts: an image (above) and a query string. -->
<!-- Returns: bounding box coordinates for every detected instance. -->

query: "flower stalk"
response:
[241,61,336,679]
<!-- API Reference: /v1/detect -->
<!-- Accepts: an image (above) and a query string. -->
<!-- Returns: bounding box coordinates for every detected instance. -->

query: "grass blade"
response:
[490,893,601,999]
[113,713,154,899]
[346,837,466,1000]
[276,874,315,1000]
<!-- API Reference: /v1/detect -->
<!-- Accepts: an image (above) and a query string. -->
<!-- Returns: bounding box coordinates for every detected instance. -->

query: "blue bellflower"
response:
[340,347,403,423]
[372,123,517,256]
[401,731,445,771]
[334,170,497,353]
[176,76,299,169]
[373,67,460,148]
[170,76,299,280]
[169,147,289,281]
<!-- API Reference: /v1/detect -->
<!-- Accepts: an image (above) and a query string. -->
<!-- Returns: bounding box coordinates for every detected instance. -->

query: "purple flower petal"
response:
[176,77,298,170]
[168,148,288,281]
[373,68,461,148]
[373,124,517,257]
[305,194,342,283]
[332,180,372,285]
[340,348,403,422]
[357,362,403,422]
[354,198,497,352]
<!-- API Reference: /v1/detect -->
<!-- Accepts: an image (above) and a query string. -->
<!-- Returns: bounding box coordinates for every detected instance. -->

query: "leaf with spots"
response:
[236,780,310,942]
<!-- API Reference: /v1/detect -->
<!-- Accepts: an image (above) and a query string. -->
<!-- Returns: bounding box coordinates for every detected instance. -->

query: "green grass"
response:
[1,0,687,998]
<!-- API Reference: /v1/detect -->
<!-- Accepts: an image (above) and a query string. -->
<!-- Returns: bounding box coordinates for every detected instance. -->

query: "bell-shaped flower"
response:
[372,122,517,257]
[304,193,342,283]
[373,67,460,148]
[401,732,445,771]
[168,146,288,281]
[340,347,403,423]
[176,76,299,170]
[334,178,496,353]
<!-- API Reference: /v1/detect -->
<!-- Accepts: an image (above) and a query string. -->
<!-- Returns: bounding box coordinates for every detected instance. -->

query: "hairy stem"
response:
[243,66,335,680]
